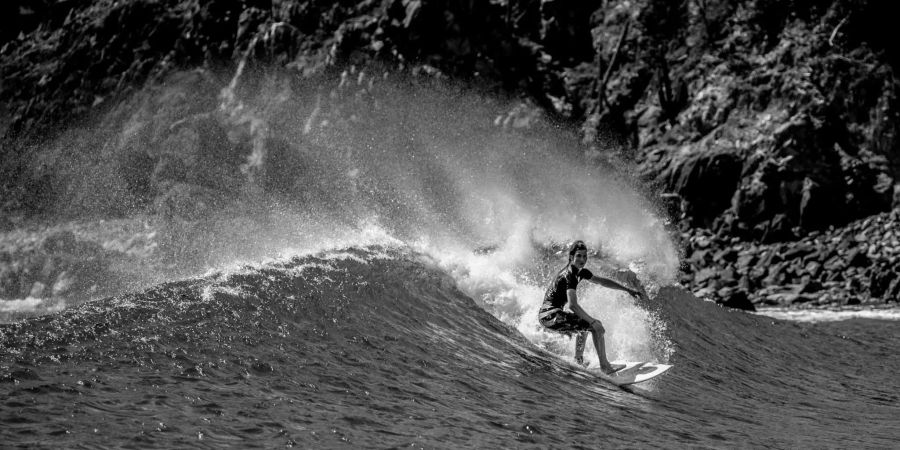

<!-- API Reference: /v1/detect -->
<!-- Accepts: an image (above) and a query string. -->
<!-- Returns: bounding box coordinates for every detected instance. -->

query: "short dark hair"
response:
[568,240,588,262]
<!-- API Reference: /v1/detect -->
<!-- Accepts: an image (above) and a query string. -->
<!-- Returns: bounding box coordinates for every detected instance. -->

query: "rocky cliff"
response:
[2,0,899,309]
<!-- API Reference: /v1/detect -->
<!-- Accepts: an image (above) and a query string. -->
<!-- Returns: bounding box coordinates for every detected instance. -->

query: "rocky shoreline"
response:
[678,209,900,310]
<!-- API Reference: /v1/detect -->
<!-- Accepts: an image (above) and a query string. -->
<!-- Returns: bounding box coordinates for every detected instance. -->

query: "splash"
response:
[4,63,680,364]
[755,307,900,322]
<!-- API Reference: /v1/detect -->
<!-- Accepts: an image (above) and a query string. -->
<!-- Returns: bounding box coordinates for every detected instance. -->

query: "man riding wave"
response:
[539,240,644,374]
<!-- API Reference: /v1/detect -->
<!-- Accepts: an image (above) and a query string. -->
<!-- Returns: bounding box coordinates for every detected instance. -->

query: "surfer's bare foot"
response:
[575,355,588,367]
[602,363,625,374]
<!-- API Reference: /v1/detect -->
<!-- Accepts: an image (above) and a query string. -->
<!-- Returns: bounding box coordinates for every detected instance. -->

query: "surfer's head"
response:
[568,240,588,268]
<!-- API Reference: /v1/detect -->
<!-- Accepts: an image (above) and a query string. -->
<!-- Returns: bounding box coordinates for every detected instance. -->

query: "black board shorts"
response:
[539,308,591,335]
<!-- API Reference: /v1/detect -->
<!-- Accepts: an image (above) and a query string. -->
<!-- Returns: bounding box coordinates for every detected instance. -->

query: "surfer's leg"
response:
[590,325,623,374]
[590,328,610,370]
[574,332,587,366]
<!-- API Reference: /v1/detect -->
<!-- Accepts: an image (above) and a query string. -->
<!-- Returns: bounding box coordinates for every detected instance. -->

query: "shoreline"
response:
[676,209,900,311]
[753,305,900,322]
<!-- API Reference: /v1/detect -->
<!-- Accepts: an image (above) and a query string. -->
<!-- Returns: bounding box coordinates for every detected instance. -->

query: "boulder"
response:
[798,280,823,294]
[716,287,755,311]
[694,267,718,284]
[658,142,744,229]
[845,248,870,267]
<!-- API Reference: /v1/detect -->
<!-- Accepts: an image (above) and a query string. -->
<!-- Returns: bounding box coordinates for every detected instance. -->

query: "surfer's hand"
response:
[628,288,643,300]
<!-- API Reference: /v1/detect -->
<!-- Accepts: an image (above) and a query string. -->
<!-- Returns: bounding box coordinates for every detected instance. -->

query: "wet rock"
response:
[716,288,755,311]
[846,248,869,267]
[792,295,815,305]
[887,279,900,303]
[764,291,798,305]
[803,260,823,279]
[694,267,718,284]
[694,286,717,300]
[798,280,823,294]
[868,267,897,299]
[714,247,739,264]
[782,243,815,261]
[660,146,744,229]
[736,250,758,271]
[682,210,900,309]
[718,265,737,286]
[823,254,844,272]
[690,249,711,268]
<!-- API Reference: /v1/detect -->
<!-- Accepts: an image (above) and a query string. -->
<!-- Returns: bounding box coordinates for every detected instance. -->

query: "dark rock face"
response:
[3,1,900,310]
[658,142,744,229]
[539,0,595,65]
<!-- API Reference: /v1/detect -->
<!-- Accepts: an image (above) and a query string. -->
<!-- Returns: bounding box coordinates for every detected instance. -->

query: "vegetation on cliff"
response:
[2,0,899,308]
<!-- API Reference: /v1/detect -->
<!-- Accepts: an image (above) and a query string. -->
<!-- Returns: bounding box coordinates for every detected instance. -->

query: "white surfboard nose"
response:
[592,361,673,386]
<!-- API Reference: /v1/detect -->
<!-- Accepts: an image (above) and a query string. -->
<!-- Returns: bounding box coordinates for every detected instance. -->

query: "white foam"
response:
[419,219,672,366]
[199,284,248,303]
[0,296,65,314]
[754,307,900,322]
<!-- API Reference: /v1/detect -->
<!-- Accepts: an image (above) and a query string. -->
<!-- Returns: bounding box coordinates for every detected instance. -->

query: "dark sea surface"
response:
[3,66,898,448]
[2,245,897,449]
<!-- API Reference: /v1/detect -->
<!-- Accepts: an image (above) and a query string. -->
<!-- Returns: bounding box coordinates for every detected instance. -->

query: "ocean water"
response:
[3,69,898,448]
[2,244,898,448]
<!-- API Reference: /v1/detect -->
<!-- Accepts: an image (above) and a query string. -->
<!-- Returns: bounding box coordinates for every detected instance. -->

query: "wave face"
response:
[2,246,898,448]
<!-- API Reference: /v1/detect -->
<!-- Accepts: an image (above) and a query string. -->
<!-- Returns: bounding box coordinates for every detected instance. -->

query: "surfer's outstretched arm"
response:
[588,275,643,299]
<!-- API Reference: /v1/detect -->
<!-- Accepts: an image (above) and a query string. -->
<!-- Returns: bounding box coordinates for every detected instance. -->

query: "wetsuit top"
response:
[541,265,594,311]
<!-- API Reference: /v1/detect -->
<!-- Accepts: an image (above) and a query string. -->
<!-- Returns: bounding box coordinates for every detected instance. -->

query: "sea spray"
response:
[3,65,680,368]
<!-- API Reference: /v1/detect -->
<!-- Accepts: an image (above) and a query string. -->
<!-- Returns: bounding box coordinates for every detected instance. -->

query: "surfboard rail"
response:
[591,360,673,386]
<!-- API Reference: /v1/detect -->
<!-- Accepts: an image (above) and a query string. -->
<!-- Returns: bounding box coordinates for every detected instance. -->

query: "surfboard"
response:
[592,360,673,386]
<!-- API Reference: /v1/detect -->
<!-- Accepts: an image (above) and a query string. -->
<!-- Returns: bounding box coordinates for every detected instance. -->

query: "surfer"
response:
[539,240,644,374]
